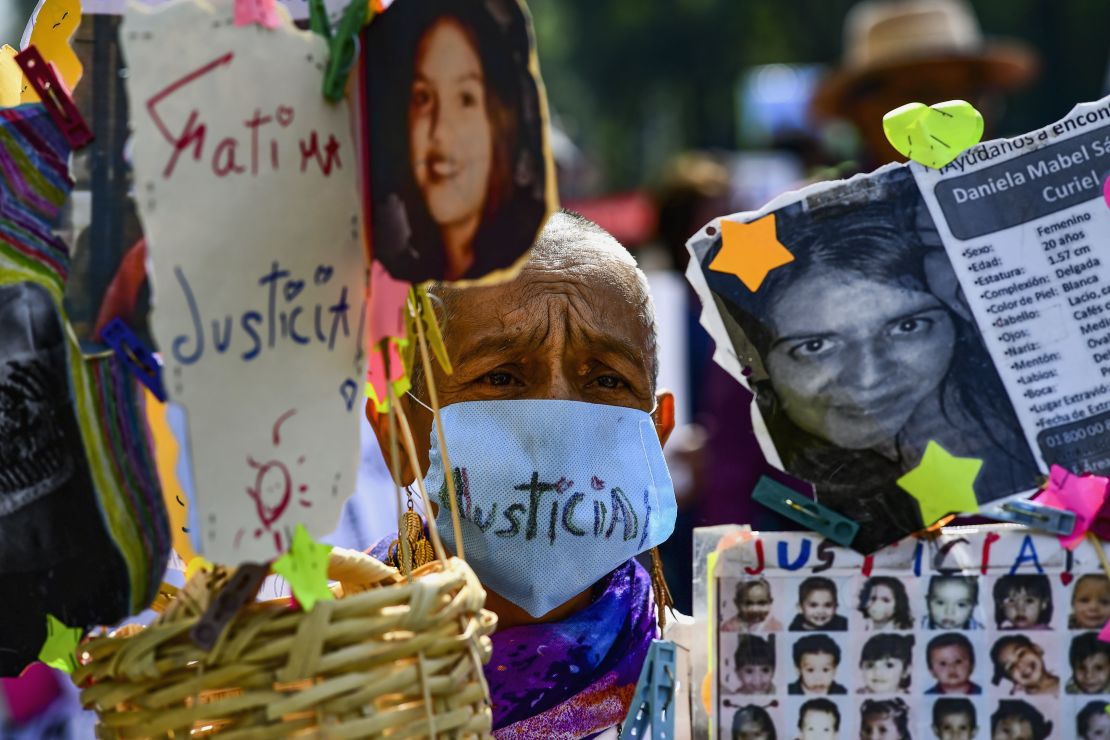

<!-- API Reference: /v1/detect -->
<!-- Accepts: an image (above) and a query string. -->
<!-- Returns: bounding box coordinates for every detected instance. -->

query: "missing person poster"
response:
[687,95,1110,553]
[697,525,1110,740]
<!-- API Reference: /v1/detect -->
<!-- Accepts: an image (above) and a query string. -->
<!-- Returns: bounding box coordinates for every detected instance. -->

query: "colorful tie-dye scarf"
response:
[486,558,655,739]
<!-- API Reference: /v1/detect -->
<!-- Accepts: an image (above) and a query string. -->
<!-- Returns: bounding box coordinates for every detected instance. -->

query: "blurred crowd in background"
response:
[2,0,1110,616]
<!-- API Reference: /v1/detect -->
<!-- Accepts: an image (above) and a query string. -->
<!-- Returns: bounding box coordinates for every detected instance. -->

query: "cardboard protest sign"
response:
[688,95,1110,553]
[696,524,1110,740]
[362,0,557,283]
[120,0,366,564]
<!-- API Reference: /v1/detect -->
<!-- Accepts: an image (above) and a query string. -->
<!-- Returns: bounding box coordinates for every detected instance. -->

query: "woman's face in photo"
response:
[409,18,493,231]
[765,269,955,450]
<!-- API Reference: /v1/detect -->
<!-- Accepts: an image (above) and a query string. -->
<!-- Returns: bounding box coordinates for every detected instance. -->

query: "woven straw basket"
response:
[73,548,497,739]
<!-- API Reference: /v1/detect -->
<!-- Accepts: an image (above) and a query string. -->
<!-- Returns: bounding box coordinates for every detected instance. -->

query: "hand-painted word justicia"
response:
[439,469,654,549]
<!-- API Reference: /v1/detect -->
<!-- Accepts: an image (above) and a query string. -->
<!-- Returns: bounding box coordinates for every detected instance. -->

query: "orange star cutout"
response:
[708,214,794,291]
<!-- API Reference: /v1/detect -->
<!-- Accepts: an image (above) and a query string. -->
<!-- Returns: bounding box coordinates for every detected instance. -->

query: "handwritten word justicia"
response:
[171,261,357,365]
[439,469,654,549]
[145,52,343,180]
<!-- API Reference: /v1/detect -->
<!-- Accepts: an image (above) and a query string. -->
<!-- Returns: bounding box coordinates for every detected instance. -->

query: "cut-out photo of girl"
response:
[857,576,913,631]
[693,167,1039,552]
[722,577,784,632]
[363,0,556,284]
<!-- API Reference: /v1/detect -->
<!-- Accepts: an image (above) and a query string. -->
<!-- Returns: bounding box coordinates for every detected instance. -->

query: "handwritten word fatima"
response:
[171,260,354,365]
[145,52,342,180]
[440,469,653,549]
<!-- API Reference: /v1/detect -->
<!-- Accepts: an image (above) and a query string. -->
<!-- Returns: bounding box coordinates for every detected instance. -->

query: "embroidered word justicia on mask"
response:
[424,399,677,618]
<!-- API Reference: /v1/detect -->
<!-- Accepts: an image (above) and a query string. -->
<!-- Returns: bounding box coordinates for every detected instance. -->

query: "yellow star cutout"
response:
[708,214,794,292]
[897,440,982,527]
[38,613,82,674]
[272,523,334,612]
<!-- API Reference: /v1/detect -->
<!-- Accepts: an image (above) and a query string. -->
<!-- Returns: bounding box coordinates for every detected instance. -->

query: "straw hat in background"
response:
[812,0,1039,162]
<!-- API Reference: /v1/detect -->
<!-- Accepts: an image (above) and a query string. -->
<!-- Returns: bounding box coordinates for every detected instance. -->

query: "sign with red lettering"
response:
[120,0,366,564]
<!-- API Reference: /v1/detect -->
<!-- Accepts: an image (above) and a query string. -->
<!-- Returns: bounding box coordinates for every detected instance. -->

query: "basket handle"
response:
[327,547,401,591]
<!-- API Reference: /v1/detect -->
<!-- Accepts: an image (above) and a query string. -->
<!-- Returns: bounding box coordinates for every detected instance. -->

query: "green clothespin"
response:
[618,640,677,740]
[309,0,371,102]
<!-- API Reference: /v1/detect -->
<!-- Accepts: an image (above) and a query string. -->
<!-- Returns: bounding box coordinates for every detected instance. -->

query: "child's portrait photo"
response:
[734,634,777,695]
[797,698,841,740]
[989,635,1060,696]
[989,700,1051,740]
[1068,632,1110,695]
[925,633,982,695]
[858,634,914,694]
[1070,574,1110,630]
[924,575,983,630]
[858,576,914,631]
[723,577,784,632]
[1077,700,1110,740]
[789,634,847,695]
[932,698,978,740]
[858,698,911,740]
[991,574,1052,630]
[731,703,778,740]
[790,576,848,631]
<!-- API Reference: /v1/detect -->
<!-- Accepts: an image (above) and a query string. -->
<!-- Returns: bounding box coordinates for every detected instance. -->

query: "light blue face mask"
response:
[422,399,677,618]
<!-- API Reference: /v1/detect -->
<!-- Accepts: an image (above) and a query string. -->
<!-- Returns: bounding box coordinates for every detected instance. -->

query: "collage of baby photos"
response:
[717,544,1110,740]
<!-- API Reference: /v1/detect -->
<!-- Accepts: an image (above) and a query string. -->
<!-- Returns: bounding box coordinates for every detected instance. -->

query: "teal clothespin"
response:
[618,640,676,740]
[752,476,860,547]
[308,0,371,101]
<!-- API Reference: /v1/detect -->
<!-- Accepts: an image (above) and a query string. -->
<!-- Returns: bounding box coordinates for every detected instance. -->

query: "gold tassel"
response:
[649,547,673,631]
[388,510,437,570]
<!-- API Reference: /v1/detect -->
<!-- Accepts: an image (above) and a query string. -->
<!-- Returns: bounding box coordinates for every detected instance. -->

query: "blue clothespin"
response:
[619,640,676,740]
[101,318,167,402]
[752,476,860,547]
[987,499,1076,536]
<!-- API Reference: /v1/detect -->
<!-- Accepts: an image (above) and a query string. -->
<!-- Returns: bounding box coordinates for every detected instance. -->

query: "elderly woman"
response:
[368,212,687,737]
[365,0,550,283]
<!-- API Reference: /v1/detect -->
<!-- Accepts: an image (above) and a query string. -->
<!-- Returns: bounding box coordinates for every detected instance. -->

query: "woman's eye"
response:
[410,86,432,110]
[891,316,934,335]
[484,371,515,386]
[788,337,831,359]
[460,90,478,107]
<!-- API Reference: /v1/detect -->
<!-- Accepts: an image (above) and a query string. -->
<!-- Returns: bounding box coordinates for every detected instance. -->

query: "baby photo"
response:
[795,697,842,740]
[1077,700,1110,740]
[932,698,978,740]
[988,700,1052,740]
[991,574,1053,630]
[788,634,847,695]
[1070,574,1110,630]
[728,702,778,740]
[989,635,1060,696]
[857,576,914,631]
[790,576,848,631]
[1067,632,1110,694]
[722,577,784,632]
[857,634,914,694]
[924,633,982,695]
[859,698,911,740]
[923,575,983,630]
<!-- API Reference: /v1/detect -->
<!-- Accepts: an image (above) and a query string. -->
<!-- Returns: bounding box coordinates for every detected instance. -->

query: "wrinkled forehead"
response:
[438,259,655,372]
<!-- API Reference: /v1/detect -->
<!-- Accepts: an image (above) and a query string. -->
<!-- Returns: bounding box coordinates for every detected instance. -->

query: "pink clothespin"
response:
[14,46,92,149]
[234,0,281,30]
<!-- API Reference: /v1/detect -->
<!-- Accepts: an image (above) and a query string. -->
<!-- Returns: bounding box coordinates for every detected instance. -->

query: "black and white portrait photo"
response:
[0,281,129,675]
[694,167,1041,552]
[363,0,556,283]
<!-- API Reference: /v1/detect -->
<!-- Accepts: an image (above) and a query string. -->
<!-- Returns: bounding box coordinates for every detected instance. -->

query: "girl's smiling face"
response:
[866,585,897,624]
[765,270,955,450]
[1072,577,1110,629]
[861,656,908,693]
[929,581,976,629]
[1084,712,1110,740]
[997,642,1046,689]
[861,714,900,740]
